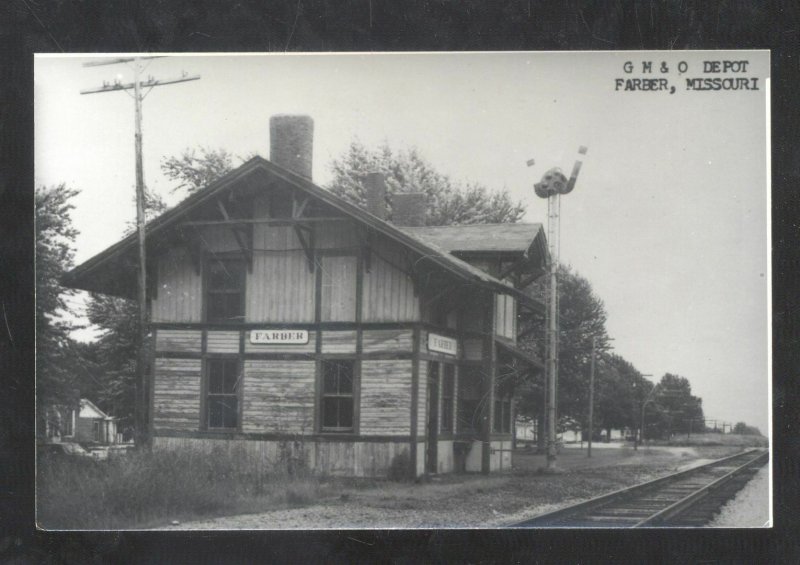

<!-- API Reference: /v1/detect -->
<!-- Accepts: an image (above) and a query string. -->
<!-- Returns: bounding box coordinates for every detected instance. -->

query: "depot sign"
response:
[250,329,309,345]
[427,333,457,357]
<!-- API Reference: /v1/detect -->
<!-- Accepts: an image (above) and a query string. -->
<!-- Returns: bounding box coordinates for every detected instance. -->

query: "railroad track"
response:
[509,448,769,528]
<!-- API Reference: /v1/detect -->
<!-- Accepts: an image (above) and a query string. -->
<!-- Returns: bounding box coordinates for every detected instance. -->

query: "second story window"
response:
[206,258,245,323]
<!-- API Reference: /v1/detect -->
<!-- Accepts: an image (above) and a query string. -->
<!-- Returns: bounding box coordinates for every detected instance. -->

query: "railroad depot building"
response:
[63,115,548,477]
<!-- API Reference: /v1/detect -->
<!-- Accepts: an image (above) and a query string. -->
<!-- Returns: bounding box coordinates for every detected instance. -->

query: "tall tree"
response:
[160,147,238,198]
[35,184,81,436]
[327,140,525,225]
[646,373,705,439]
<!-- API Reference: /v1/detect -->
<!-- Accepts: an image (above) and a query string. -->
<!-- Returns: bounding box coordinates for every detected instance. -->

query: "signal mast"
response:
[530,146,587,470]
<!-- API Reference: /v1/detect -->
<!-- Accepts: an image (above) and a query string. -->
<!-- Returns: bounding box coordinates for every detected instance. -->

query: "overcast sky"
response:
[34,51,770,434]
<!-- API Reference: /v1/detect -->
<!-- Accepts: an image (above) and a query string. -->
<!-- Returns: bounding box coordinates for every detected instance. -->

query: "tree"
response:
[36,184,82,436]
[327,140,525,225]
[160,147,238,198]
[647,373,705,439]
[733,422,763,436]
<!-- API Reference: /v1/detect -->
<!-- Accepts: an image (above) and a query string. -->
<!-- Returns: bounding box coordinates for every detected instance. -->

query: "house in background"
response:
[45,399,118,445]
[62,115,548,477]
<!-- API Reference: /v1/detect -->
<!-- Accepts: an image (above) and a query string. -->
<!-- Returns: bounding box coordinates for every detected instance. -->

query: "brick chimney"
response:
[269,114,314,180]
[391,192,426,227]
[364,172,387,220]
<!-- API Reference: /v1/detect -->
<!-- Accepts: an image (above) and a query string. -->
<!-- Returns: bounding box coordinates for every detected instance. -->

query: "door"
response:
[426,362,440,473]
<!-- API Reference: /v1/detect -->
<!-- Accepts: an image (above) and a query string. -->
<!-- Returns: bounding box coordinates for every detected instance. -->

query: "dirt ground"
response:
[159,443,750,530]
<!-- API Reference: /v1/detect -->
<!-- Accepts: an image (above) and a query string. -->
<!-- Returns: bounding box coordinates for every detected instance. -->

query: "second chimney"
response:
[364,172,387,220]
[269,114,314,180]
[391,192,426,227]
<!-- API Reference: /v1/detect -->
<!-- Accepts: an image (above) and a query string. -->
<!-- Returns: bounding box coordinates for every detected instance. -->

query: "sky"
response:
[34,51,770,434]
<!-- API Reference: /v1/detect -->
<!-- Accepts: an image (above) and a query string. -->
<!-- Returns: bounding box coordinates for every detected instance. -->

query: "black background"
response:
[2,1,798,562]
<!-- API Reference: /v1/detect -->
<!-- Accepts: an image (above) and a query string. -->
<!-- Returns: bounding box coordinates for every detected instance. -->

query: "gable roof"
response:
[62,156,545,311]
[79,398,112,420]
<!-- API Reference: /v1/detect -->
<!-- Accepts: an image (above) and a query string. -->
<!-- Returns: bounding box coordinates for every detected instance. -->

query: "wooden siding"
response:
[242,360,316,434]
[155,329,202,353]
[437,440,454,474]
[362,329,414,354]
[463,338,483,361]
[244,330,317,354]
[199,225,240,253]
[315,221,359,249]
[362,243,419,322]
[360,360,413,436]
[418,361,427,436]
[494,294,516,341]
[320,330,357,354]
[206,330,241,353]
[247,249,315,323]
[153,358,201,431]
[154,437,410,478]
[151,248,201,323]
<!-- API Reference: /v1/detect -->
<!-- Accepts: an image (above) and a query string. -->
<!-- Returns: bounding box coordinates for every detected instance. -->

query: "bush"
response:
[386,451,412,482]
[36,445,326,529]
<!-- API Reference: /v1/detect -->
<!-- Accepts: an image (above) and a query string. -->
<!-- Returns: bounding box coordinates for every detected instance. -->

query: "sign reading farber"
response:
[427,333,457,356]
[250,329,309,345]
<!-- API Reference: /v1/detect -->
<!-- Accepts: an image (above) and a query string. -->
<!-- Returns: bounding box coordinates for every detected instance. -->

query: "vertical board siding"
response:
[152,248,201,323]
[244,330,317,354]
[320,331,357,354]
[153,358,201,431]
[362,242,419,322]
[437,440,454,474]
[320,255,357,322]
[360,360,413,435]
[361,329,414,354]
[155,329,202,352]
[315,222,359,249]
[243,360,316,434]
[206,330,241,353]
[247,250,315,323]
[199,225,240,253]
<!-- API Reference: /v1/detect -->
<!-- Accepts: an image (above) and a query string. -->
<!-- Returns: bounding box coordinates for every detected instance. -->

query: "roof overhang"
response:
[62,156,545,313]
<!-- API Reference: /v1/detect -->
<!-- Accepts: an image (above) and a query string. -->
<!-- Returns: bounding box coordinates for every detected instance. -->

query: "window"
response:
[493,397,512,434]
[320,255,357,322]
[457,368,482,434]
[206,258,245,323]
[206,358,239,429]
[321,360,355,432]
[441,364,455,433]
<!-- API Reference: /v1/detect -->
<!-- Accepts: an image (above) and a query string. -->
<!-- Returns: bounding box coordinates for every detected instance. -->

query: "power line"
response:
[80,57,200,448]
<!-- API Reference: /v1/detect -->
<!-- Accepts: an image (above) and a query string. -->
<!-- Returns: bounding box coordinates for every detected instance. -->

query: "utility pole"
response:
[634,373,654,451]
[588,336,596,458]
[81,57,200,448]
[529,146,588,471]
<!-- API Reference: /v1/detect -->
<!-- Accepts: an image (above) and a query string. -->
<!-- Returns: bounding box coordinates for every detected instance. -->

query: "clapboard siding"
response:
[153,358,201,431]
[206,330,241,353]
[362,329,414,353]
[151,248,201,323]
[360,360,412,436]
[242,360,316,434]
[244,330,317,354]
[247,250,315,323]
[321,330,357,354]
[155,329,203,353]
[362,242,419,322]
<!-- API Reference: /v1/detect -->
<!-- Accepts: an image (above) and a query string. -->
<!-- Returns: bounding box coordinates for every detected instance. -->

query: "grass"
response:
[36,445,331,530]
